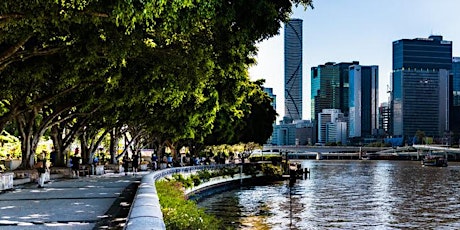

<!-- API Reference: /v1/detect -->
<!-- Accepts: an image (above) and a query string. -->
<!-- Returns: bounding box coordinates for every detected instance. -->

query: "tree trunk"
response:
[109,129,118,164]
[17,114,36,169]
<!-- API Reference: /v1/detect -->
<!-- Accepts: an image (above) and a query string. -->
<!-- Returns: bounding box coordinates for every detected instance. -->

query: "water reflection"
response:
[197,161,460,229]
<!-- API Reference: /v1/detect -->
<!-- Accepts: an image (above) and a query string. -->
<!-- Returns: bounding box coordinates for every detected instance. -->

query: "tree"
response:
[205,79,277,145]
[1,0,313,168]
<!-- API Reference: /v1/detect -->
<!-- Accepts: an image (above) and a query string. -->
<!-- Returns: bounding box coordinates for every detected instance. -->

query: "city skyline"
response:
[249,0,460,120]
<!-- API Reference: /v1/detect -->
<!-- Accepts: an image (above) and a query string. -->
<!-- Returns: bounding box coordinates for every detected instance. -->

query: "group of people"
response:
[122,153,140,175]
[35,147,146,189]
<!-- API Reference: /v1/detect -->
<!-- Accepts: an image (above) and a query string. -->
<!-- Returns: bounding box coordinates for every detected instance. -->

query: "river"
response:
[196,160,460,229]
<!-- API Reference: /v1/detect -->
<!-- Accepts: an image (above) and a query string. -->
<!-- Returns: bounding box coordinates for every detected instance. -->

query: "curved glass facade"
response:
[284,19,303,120]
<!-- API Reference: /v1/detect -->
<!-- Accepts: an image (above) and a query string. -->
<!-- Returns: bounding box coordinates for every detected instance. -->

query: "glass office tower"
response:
[284,19,303,121]
[349,65,379,138]
[451,57,460,140]
[311,61,358,121]
[391,35,452,138]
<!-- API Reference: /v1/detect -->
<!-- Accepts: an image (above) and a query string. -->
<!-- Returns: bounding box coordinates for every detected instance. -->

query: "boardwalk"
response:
[0,172,147,230]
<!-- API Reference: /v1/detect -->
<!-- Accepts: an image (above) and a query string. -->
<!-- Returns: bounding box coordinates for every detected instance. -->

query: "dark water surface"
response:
[197,160,460,229]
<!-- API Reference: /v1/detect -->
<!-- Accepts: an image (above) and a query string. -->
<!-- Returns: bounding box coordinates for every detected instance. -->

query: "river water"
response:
[197,160,460,229]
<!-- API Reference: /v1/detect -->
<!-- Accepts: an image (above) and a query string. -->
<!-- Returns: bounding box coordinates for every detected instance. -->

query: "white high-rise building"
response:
[318,109,345,143]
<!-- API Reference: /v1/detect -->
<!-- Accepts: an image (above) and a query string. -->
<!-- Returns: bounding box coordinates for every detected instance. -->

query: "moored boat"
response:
[422,155,447,167]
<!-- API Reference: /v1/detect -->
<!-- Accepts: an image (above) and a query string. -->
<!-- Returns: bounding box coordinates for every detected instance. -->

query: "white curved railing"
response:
[124,164,237,230]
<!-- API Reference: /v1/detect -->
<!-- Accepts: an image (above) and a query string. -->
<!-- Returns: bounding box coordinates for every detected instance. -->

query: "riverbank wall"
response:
[124,164,265,230]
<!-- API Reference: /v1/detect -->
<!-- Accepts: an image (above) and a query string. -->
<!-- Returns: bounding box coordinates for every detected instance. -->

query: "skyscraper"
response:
[451,57,460,142]
[311,61,358,121]
[391,35,452,138]
[349,64,379,138]
[263,87,276,144]
[284,19,302,121]
[379,102,390,136]
[262,87,276,111]
[318,109,345,144]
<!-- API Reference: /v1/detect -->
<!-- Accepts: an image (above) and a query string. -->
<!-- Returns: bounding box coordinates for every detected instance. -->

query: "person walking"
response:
[71,148,81,178]
[37,151,48,188]
[151,153,158,170]
[132,152,139,175]
[122,154,131,176]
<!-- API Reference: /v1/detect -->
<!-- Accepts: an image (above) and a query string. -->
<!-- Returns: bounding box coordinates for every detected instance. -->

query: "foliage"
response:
[171,173,194,188]
[190,174,202,187]
[221,167,239,178]
[242,164,259,176]
[249,154,283,163]
[172,166,241,188]
[205,81,277,145]
[261,164,283,178]
[0,130,20,158]
[197,169,212,182]
[156,180,222,230]
[0,0,314,168]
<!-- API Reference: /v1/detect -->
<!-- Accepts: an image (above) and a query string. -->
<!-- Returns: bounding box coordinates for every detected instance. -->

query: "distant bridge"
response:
[261,145,390,160]
[262,145,389,154]
[261,145,460,161]
[412,145,460,154]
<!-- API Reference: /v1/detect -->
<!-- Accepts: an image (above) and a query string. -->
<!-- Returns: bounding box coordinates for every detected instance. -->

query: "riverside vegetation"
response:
[157,164,283,229]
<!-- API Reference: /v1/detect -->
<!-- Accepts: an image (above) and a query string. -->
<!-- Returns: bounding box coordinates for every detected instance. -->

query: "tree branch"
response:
[0,34,33,64]
[0,46,61,72]
[0,13,24,20]
[84,11,109,18]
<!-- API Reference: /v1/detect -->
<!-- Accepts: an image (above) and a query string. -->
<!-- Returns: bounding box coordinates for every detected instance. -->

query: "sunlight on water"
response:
[197,161,460,229]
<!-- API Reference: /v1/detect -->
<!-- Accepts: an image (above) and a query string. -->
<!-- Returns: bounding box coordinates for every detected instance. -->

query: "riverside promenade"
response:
[0,171,148,230]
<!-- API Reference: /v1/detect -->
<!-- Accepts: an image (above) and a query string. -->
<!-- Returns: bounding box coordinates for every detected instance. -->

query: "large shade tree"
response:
[1,0,313,168]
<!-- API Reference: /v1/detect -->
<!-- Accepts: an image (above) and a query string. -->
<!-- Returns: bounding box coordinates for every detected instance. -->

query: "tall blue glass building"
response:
[284,19,303,121]
[451,57,460,141]
[391,35,452,138]
[349,65,379,138]
[311,61,358,121]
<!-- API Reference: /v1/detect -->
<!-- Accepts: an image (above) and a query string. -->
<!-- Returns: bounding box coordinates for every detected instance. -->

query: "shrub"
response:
[190,174,201,186]
[197,169,212,182]
[242,164,258,176]
[171,173,194,188]
[156,180,222,230]
[261,164,283,178]
[221,167,238,178]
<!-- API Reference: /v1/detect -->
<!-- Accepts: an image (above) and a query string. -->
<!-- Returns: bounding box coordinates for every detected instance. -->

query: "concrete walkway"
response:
[0,172,148,230]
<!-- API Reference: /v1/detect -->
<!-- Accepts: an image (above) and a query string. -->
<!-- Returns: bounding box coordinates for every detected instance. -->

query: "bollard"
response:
[303,168,310,179]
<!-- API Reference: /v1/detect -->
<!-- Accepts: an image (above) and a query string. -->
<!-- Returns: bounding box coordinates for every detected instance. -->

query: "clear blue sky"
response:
[249,0,460,121]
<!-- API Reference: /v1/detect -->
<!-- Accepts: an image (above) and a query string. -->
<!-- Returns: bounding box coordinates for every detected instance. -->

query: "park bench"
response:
[78,165,91,176]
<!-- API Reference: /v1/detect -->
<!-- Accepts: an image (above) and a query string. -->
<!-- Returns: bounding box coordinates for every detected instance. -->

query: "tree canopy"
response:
[0,0,313,168]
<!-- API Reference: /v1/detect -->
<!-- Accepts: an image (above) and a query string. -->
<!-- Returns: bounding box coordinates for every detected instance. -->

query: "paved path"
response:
[0,172,148,230]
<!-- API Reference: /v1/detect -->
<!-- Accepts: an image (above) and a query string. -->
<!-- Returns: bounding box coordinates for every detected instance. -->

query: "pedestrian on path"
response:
[123,154,131,176]
[71,148,81,178]
[37,151,48,188]
[151,153,158,170]
[132,152,139,175]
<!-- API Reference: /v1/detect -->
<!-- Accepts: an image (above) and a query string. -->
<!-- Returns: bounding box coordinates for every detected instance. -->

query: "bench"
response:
[78,165,91,177]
